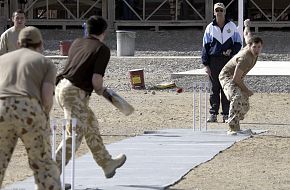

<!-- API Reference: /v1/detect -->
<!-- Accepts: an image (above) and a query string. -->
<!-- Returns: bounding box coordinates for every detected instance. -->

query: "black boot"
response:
[65,183,71,190]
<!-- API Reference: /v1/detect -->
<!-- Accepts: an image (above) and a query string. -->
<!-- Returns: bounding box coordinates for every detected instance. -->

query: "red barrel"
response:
[59,40,72,56]
[129,69,145,89]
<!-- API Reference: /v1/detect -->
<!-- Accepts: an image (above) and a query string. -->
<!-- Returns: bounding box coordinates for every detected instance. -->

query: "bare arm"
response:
[92,73,105,95]
[0,34,7,56]
[41,82,54,114]
[244,19,252,45]
[233,67,253,96]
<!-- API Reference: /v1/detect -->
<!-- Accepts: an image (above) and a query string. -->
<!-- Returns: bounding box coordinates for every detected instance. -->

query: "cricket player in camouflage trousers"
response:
[202,3,242,123]
[219,19,263,135]
[0,27,61,189]
[55,16,126,180]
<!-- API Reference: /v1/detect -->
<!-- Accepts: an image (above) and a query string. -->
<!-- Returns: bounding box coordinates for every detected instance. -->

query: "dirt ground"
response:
[2,90,290,190]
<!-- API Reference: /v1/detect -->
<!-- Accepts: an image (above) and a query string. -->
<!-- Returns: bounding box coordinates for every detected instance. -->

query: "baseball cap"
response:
[214,3,226,11]
[18,26,43,44]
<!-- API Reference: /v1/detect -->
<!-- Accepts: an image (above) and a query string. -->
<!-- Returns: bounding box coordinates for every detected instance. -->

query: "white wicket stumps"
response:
[51,118,77,190]
[193,81,209,131]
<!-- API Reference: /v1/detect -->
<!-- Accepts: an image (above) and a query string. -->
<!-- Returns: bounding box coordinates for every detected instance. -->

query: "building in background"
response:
[0,0,289,33]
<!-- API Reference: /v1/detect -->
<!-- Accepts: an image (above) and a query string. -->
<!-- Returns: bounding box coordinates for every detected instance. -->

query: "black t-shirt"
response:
[56,36,110,94]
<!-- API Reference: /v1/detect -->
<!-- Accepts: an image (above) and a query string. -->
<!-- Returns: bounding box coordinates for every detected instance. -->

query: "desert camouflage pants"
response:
[0,97,61,190]
[220,79,250,131]
[54,79,112,172]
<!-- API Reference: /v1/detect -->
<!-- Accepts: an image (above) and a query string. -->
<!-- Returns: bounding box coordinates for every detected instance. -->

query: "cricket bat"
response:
[102,88,134,116]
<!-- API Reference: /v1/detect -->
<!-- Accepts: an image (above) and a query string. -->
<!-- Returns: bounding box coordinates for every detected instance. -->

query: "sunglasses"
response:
[215,9,224,12]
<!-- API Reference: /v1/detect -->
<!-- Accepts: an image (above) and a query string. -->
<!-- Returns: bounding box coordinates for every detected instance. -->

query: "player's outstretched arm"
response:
[244,19,252,45]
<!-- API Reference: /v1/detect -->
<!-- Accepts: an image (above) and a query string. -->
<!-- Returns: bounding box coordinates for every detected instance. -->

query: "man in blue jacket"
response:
[201,2,242,123]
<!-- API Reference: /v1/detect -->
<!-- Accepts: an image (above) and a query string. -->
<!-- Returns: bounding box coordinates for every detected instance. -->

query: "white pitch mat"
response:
[4,129,266,190]
[171,61,290,78]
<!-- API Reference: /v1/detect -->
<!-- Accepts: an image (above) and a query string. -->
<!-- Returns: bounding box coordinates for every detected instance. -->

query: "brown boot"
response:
[227,125,240,135]
[102,154,127,178]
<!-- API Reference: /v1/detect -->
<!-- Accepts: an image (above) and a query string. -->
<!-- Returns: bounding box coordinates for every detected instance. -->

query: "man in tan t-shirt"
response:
[0,26,61,189]
[219,20,263,135]
[0,9,26,55]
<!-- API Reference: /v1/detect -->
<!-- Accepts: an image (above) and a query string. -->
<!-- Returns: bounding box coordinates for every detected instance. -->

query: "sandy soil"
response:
[2,90,290,190]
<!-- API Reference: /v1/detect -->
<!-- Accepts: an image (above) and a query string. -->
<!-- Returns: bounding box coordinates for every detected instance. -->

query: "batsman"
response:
[55,16,126,179]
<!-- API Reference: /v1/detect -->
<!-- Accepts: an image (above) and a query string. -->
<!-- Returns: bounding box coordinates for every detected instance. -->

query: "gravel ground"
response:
[44,29,290,93]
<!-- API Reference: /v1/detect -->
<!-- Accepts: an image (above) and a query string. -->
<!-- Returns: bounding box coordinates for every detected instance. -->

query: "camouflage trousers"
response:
[220,79,250,131]
[54,79,112,172]
[0,97,61,190]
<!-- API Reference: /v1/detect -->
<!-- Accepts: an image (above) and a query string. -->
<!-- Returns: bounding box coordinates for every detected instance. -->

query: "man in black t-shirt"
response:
[55,16,126,180]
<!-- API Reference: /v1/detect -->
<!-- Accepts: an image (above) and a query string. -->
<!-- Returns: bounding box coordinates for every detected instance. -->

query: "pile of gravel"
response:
[44,29,290,93]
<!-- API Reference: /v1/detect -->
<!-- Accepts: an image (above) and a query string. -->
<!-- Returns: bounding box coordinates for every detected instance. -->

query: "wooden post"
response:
[107,0,115,30]
[10,0,18,13]
[0,7,7,33]
[46,0,49,20]
[0,0,5,17]
[25,0,34,19]
[102,0,108,19]
[5,0,11,26]
[3,0,8,19]
[77,0,79,18]
[205,0,213,25]
[271,0,274,22]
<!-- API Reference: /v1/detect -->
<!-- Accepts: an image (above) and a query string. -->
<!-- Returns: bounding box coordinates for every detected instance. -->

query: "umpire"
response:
[0,26,61,189]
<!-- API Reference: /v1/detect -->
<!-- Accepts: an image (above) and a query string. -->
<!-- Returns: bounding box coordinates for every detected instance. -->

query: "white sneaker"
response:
[103,154,126,178]
[65,183,71,190]
[227,130,237,135]
[207,114,217,122]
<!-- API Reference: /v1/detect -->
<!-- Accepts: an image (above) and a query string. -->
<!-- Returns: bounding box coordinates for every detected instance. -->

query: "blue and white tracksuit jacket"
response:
[202,18,242,66]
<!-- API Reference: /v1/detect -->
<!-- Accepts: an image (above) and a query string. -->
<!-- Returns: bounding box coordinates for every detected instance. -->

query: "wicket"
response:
[50,118,77,190]
[193,81,209,131]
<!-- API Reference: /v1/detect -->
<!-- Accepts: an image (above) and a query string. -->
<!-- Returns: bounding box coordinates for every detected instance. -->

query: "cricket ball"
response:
[176,87,183,93]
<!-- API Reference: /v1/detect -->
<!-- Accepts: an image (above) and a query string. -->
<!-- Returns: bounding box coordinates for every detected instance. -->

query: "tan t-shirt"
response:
[0,26,21,55]
[0,48,56,102]
[219,46,257,86]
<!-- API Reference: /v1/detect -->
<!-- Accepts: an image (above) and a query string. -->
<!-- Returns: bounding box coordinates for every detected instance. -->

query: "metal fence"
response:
[0,0,289,31]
